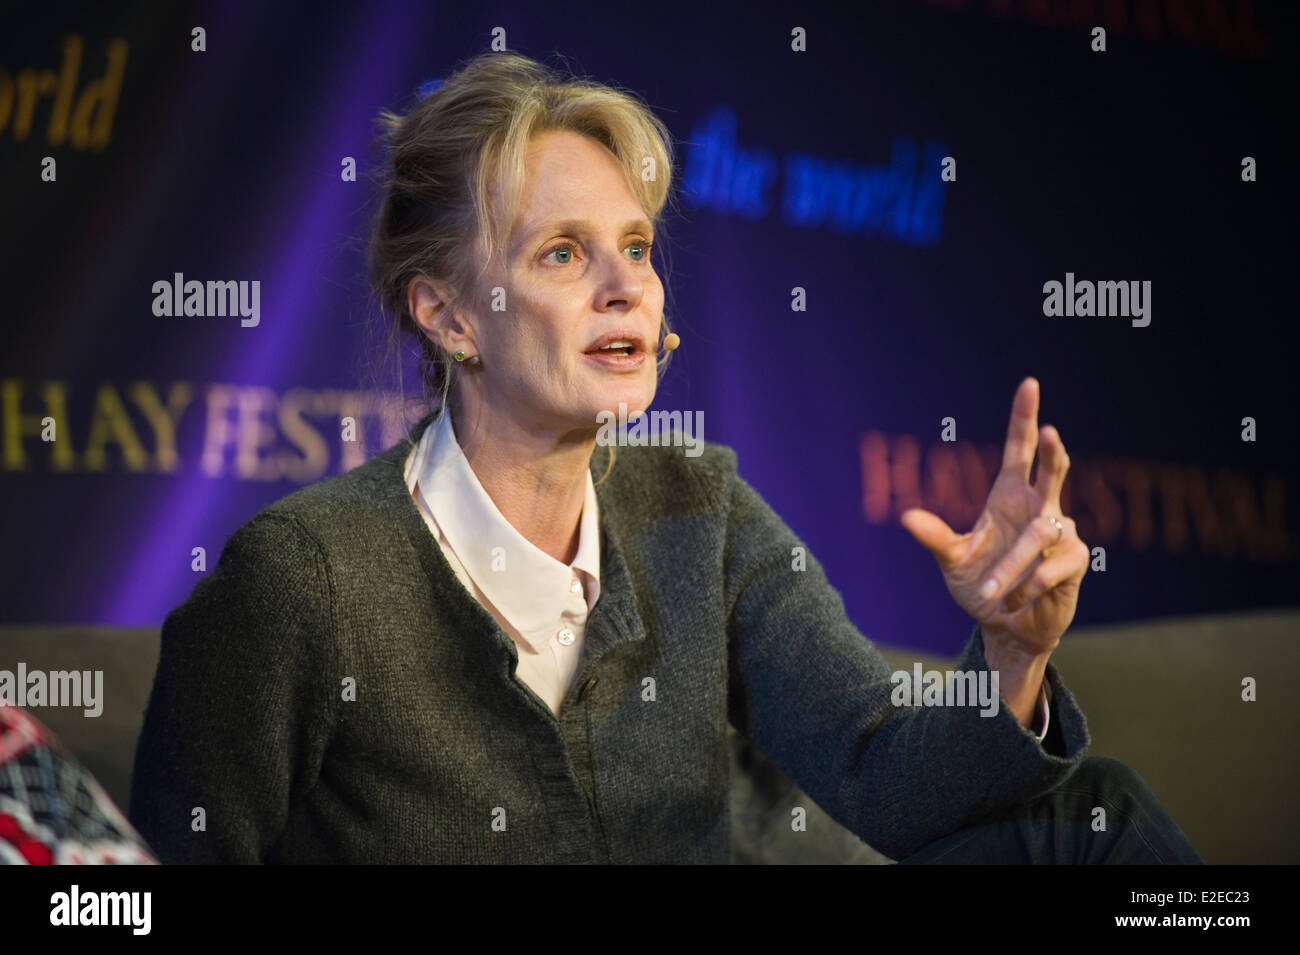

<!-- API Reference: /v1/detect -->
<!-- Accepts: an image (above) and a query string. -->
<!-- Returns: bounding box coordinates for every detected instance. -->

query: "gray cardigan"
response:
[129,413,1091,863]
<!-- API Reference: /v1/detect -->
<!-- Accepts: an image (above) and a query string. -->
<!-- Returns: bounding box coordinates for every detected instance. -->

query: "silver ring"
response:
[1043,515,1064,556]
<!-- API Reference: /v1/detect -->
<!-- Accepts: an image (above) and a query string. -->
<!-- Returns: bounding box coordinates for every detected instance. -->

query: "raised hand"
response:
[900,377,1089,659]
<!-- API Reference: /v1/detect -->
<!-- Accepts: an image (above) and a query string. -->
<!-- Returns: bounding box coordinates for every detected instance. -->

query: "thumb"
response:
[900,507,961,567]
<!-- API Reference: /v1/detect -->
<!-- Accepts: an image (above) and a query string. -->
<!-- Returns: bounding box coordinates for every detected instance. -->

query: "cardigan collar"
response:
[372,412,650,713]
[403,408,602,652]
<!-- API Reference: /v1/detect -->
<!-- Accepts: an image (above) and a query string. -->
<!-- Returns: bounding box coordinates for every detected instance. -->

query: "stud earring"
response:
[453,350,481,367]
[453,350,466,362]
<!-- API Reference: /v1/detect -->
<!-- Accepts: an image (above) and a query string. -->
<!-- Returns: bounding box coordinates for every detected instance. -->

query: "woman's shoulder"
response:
[224,432,421,566]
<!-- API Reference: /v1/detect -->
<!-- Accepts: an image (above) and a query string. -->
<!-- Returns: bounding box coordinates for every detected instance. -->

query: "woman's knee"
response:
[1060,756,1163,819]
[1071,755,1146,787]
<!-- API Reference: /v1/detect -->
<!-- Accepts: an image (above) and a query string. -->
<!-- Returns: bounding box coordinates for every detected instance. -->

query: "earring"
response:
[453,350,466,362]
[453,350,481,367]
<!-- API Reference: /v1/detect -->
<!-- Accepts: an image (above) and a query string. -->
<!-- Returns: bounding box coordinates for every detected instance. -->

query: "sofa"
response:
[2,608,1295,863]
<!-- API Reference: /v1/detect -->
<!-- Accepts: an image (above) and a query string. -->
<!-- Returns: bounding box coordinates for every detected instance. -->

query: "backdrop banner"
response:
[2,0,1295,655]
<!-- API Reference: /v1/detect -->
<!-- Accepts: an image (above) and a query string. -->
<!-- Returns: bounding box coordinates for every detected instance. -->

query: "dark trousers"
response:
[898,757,1204,864]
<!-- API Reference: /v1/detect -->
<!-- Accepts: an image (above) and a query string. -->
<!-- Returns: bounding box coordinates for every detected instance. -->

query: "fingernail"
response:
[980,578,997,600]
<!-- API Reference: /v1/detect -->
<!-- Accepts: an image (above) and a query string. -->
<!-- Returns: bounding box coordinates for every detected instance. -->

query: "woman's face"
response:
[462,129,665,435]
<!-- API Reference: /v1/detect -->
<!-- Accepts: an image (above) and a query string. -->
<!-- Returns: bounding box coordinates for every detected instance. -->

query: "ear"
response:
[407,275,476,357]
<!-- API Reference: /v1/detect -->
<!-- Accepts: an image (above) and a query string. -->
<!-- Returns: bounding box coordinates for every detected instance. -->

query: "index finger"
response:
[1000,377,1041,482]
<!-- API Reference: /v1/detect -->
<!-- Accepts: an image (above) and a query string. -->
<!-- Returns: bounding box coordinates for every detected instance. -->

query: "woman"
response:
[129,52,1200,864]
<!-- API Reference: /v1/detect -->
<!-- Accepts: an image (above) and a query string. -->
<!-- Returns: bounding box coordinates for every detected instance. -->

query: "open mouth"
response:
[583,332,647,364]
[587,340,637,357]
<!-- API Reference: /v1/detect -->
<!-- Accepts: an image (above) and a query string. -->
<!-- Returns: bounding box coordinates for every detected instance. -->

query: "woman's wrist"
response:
[980,624,1052,729]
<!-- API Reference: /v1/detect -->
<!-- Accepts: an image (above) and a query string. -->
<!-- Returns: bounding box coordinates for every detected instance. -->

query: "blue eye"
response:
[541,241,577,264]
[542,239,653,265]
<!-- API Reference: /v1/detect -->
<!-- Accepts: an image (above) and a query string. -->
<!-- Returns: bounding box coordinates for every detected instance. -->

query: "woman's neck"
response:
[449,399,596,565]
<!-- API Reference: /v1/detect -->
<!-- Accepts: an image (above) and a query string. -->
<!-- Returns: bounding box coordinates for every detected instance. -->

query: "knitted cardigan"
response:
[129,413,1091,863]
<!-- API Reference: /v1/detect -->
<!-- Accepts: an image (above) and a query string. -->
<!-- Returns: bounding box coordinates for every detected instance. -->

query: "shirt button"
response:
[570,579,583,595]
[556,628,575,646]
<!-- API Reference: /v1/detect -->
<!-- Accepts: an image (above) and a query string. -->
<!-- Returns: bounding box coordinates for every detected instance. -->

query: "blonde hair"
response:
[365,51,679,479]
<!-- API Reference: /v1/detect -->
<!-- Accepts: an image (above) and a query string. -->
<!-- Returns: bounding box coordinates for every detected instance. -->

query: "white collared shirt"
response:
[403,410,601,716]
[1034,679,1051,744]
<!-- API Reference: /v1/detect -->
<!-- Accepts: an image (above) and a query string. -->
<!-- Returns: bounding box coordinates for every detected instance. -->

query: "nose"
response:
[595,248,646,313]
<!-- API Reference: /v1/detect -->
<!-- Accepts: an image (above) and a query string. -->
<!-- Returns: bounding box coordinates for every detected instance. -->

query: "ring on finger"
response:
[1042,514,1064,557]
